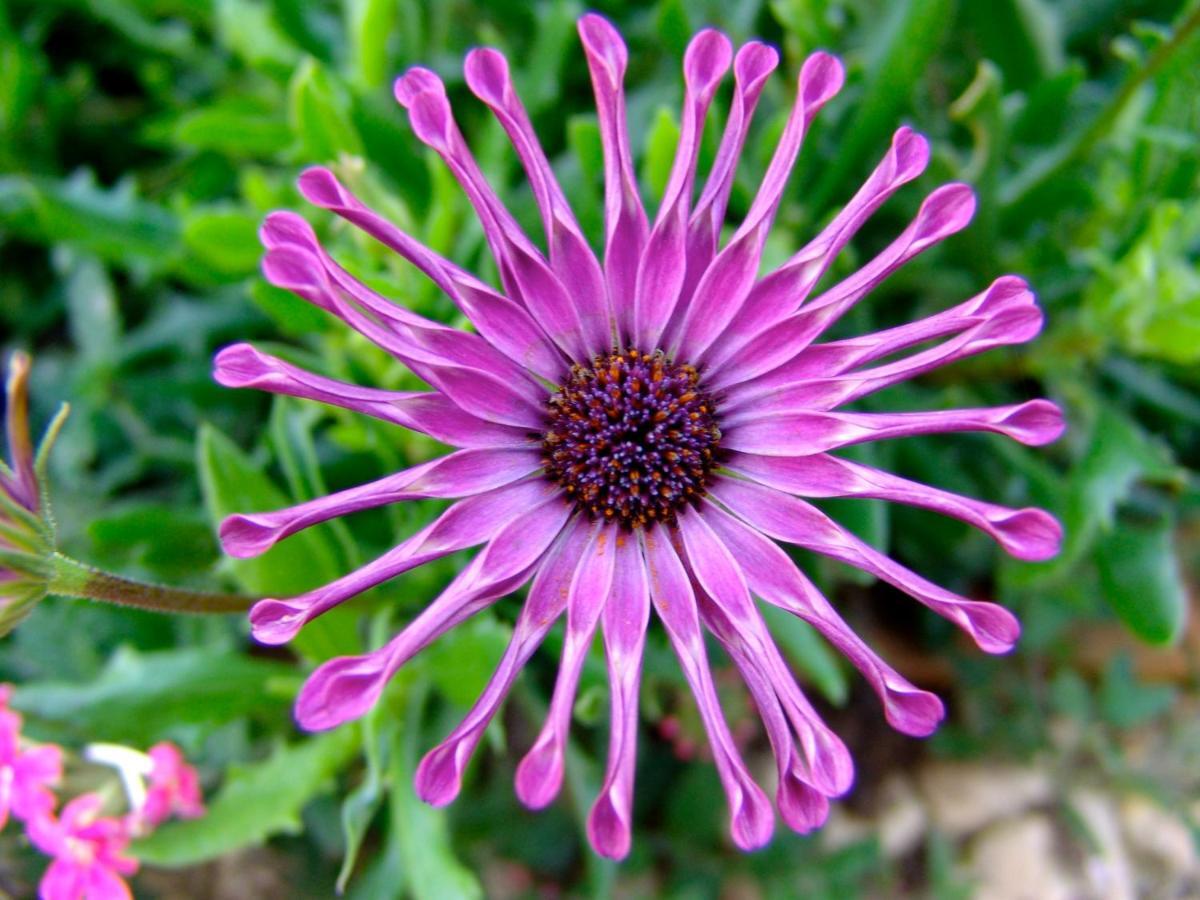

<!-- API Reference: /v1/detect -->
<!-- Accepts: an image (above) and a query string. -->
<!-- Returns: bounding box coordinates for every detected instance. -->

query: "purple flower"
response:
[216,16,1063,857]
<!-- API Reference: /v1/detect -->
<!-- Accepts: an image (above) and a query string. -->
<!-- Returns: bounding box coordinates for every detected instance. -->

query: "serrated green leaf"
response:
[0,173,179,267]
[133,726,360,867]
[11,647,292,744]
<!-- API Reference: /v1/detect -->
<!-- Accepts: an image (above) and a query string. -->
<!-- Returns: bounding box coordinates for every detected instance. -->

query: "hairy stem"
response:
[49,554,253,614]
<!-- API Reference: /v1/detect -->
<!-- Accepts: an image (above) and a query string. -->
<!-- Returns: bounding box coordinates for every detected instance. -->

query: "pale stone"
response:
[917,760,1054,837]
[1120,794,1198,876]
[1072,789,1135,900]
[875,775,927,859]
[969,814,1078,900]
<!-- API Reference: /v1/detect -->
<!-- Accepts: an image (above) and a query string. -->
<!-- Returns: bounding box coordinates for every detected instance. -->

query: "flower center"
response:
[542,348,722,530]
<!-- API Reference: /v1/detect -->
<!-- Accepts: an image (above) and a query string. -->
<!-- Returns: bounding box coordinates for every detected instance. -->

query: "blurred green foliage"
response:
[1,0,1198,896]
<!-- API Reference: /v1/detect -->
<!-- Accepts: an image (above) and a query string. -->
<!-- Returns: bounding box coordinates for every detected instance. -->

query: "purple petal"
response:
[260,244,547,429]
[712,478,1021,654]
[641,530,775,850]
[709,128,930,365]
[3,353,37,512]
[415,516,591,806]
[723,292,1044,418]
[579,13,649,342]
[295,496,571,730]
[672,52,844,361]
[722,399,1067,456]
[711,182,976,389]
[263,206,542,390]
[730,452,1063,561]
[701,502,944,736]
[516,524,617,810]
[394,72,590,361]
[285,178,567,381]
[696,593,832,833]
[213,343,530,449]
[221,448,541,558]
[250,480,558,645]
[464,48,612,354]
[683,42,779,302]
[731,275,1033,399]
[678,511,853,797]
[631,29,732,348]
[587,534,651,860]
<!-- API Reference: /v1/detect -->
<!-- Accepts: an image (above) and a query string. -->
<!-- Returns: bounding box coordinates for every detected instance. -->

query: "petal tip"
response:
[586,794,632,860]
[219,513,279,558]
[799,52,845,108]
[514,739,564,810]
[296,167,345,210]
[393,66,445,108]
[1003,399,1066,446]
[463,48,511,106]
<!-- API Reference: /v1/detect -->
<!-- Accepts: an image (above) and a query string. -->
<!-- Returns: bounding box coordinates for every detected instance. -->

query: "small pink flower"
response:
[136,742,203,828]
[28,794,138,900]
[0,684,62,829]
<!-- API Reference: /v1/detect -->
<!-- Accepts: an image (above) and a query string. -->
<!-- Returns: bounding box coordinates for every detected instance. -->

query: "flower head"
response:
[0,684,62,828]
[1,352,67,636]
[27,793,138,900]
[217,15,1064,857]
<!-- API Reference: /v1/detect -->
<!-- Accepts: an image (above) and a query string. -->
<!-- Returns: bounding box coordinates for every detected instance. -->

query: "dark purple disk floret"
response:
[542,348,721,529]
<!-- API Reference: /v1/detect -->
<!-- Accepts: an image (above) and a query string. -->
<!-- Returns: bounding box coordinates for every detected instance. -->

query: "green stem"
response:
[48,554,253,614]
[1001,4,1200,214]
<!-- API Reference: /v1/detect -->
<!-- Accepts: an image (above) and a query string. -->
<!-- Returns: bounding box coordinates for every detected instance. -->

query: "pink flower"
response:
[216,16,1063,857]
[136,742,203,829]
[28,793,138,900]
[0,684,62,829]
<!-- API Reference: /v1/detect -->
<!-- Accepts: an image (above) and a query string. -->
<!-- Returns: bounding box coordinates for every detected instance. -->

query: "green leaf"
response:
[388,684,482,900]
[288,57,364,162]
[60,252,122,365]
[133,727,361,867]
[196,423,358,659]
[11,647,292,744]
[0,173,179,267]
[1097,654,1175,729]
[183,208,265,278]
[420,615,511,709]
[1024,405,1179,583]
[642,107,681,206]
[170,99,293,157]
[346,0,398,88]
[337,711,393,893]
[215,0,302,73]
[760,603,849,705]
[809,0,954,211]
[1095,514,1187,645]
[962,0,1062,90]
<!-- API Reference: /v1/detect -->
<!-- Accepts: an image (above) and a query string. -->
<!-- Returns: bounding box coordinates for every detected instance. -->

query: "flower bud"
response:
[0,353,68,637]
